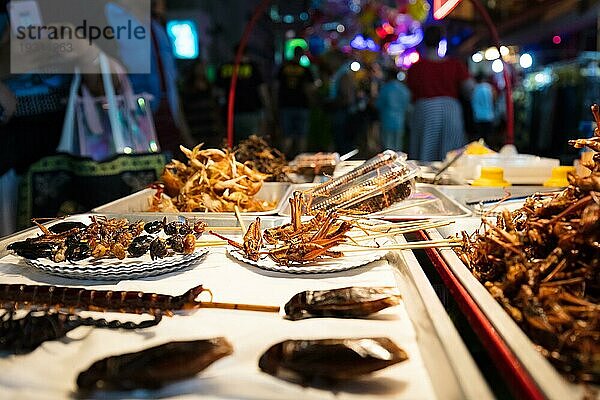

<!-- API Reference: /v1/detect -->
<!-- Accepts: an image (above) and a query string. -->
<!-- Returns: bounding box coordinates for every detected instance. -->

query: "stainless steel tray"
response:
[0,225,494,399]
[427,218,588,400]
[435,185,550,209]
[387,250,494,399]
[278,183,472,220]
[92,182,291,217]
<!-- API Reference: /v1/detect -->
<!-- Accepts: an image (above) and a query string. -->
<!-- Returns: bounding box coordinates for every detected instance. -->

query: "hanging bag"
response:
[57,53,160,160]
[18,54,166,229]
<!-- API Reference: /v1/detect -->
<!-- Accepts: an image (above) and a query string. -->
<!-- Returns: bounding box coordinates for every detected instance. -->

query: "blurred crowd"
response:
[0,0,508,234]
[186,27,506,161]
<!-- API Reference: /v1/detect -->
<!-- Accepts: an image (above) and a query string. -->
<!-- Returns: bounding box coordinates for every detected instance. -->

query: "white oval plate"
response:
[24,249,208,281]
[228,246,384,274]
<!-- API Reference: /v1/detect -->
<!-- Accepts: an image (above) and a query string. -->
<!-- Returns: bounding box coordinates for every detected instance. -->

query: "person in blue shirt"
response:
[376,68,411,151]
[471,72,495,143]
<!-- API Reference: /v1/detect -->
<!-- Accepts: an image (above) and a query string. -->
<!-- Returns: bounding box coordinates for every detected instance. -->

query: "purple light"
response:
[350,34,380,52]
[437,38,447,58]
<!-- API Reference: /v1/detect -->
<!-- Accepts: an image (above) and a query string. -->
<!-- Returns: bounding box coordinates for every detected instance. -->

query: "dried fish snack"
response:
[152,144,276,212]
[284,286,401,320]
[259,338,408,384]
[234,135,290,182]
[77,338,233,391]
[456,104,600,384]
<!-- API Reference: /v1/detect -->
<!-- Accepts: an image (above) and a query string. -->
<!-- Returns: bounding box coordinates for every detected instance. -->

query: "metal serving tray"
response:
[92,182,291,217]
[0,224,493,399]
[278,183,472,220]
[425,218,589,400]
[435,185,551,209]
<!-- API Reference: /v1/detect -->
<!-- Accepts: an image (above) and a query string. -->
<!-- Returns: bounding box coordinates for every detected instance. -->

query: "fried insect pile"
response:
[8,217,206,262]
[151,144,276,212]
[456,105,600,384]
[233,135,290,182]
[212,192,353,266]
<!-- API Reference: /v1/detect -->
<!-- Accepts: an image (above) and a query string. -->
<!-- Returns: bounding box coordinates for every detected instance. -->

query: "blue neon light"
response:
[166,20,199,59]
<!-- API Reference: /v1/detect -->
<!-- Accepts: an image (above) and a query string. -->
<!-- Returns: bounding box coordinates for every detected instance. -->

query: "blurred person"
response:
[107,0,194,159]
[329,56,358,154]
[376,68,410,152]
[406,26,474,161]
[216,44,271,141]
[471,72,495,143]
[276,46,315,156]
[0,1,125,235]
[180,62,223,148]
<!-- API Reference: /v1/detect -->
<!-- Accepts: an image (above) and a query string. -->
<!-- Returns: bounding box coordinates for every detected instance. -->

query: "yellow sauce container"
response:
[543,166,575,187]
[472,167,511,187]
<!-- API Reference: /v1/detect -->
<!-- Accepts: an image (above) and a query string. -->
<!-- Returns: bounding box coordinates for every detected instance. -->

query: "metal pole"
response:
[468,0,515,145]
[226,0,272,148]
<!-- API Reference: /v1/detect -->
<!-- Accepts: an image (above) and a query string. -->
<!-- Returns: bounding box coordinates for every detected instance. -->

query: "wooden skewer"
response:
[342,239,461,252]
[204,226,248,232]
[195,241,228,247]
[357,219,454,232]
[369,198,438,215]
[199,301,280,313]
[351,221,454,240]
[234,205,247,235]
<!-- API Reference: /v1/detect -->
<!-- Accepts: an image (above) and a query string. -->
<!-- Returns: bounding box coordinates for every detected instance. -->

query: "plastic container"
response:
[449,153,559,184]
[311,150,403,197]
[304,157,419,214]
[543,166,575,187]
[289,152,341,177]
[471,167,511,187]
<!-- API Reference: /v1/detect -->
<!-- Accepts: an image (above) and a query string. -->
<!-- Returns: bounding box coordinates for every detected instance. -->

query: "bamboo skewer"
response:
[199,301,280,313]
[195,241,228,247]
[356,219,454,232]
[204,226,249,232]
[341,239,460,252]
[234,205,247,234]
[368,198,438,215]
[350,221,454,240]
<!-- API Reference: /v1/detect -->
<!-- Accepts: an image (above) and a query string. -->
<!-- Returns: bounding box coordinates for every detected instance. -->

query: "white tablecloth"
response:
[0,242,438,399]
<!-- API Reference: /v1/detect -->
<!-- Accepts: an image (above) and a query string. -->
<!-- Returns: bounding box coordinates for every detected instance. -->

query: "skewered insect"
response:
[284,287,402,320]
[77,338,233,391]
[0,283,209,316]
[259,338,408,384]
[8,216,204,262]
[0,309,161,354]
